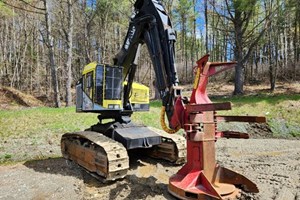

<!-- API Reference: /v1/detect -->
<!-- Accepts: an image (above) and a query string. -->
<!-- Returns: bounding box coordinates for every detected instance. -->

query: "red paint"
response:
[168,55,263,199]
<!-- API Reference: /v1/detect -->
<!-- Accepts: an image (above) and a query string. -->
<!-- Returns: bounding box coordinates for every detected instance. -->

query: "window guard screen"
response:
[105,66,123,100]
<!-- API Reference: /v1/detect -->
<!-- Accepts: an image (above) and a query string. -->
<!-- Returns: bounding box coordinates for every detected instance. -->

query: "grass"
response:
[0,107,98,139]
[0,93,299,139]
[0,94,300,138]
[139,94,300,137]
[0,107,99,163]
[0,94,299,164]
[212,93,300,137]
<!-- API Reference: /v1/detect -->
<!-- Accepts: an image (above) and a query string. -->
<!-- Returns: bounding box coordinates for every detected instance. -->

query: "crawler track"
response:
[61,131,129,181]
[147,127,186,164]
[61,127,186,182]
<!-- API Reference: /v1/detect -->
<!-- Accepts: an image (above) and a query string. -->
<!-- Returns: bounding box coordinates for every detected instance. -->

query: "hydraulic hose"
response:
[160,106,180,134]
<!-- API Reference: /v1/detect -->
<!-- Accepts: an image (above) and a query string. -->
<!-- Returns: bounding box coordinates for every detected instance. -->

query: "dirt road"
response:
[0,138,299,200]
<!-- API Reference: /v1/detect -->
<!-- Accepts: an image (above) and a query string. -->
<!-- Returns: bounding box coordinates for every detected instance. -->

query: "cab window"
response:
[95,65,104,105]
[84,72,94,99]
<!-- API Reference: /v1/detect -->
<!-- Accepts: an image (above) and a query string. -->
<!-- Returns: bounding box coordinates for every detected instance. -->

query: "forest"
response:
[0,1,300,199]
[0,0,299,107]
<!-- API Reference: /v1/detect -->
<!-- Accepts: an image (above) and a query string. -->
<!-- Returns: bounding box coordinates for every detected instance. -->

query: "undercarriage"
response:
[61,120,186,181]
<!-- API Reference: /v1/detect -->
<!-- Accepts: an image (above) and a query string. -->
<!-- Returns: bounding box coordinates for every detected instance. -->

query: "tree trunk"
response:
[65,0,74,107]
[36,19,41,93]
[293,2,299,79]
[265,0,276,91]
[233,19,244,95]
[234,61,244,95]
[84,20,91,63]
[43,0,61,108]
[204,0,208,53]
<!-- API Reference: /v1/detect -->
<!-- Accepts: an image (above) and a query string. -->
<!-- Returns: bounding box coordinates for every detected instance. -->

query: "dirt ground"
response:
[0,138,299,200]
[0,83,299,199]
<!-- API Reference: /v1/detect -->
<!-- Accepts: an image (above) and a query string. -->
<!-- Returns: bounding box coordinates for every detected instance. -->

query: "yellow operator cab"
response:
[76,62,150,113]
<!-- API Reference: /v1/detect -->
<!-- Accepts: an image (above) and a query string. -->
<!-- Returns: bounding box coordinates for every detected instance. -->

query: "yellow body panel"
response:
[129,82,149,104]
[83,62,97,74]
[193,67,201,89]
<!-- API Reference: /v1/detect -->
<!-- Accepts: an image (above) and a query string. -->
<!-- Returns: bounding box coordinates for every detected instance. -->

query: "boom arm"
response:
[114,0,181,128]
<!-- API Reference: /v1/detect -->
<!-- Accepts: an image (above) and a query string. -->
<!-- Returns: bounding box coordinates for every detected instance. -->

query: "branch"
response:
[39,28,49,48]
[18,0,45,11]
[224,0,234,21]
[0,0,45,15]
[209,1,232,21]
[242,26,267,63]
[243,3,281,42]
[213,26,235,33]
[241,8,255,35]
[210,4,236,35]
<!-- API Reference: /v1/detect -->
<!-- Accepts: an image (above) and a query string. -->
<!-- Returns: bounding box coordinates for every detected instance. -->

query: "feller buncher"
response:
[61,0,186,182]
[61,0,266,199]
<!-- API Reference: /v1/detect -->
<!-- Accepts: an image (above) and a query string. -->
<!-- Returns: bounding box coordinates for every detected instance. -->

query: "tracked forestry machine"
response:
[61,0,266,199]
[61,0,186,182]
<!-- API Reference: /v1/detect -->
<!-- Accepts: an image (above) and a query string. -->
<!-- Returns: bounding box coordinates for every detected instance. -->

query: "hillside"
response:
[0,87,44,110]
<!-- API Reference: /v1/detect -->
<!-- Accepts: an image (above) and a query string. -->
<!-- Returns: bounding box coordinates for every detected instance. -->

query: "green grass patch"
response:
[0,94,299,139]
[0,94,299,164]
[0,107,98,139]
[212,94,300,137]
[0,102,164,139]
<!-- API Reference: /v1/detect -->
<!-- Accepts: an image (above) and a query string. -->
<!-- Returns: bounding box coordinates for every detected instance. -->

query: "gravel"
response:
[0,138,299,200]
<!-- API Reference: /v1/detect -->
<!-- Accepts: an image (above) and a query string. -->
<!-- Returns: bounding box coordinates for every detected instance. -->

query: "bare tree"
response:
[42,0,61,107]
[63,0,74,107]
[1,0,300,102]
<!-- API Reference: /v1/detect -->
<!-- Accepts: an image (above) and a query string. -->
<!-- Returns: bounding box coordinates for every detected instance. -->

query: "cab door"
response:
[84,71,94,101]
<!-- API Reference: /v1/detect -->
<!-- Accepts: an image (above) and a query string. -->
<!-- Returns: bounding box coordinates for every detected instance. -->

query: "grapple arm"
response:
[113,0,180,127]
